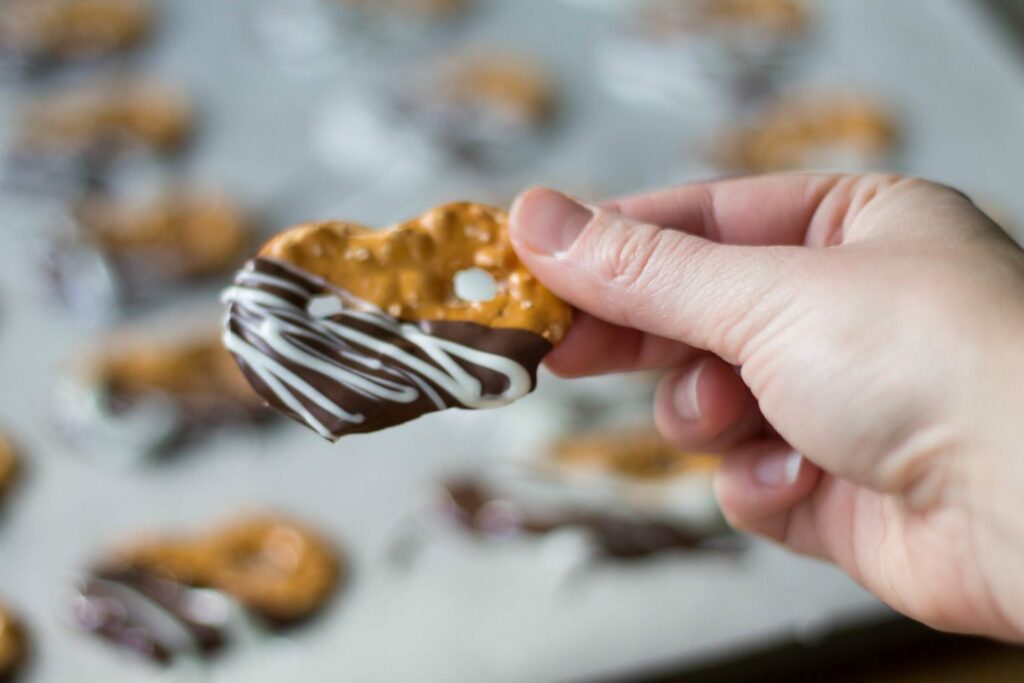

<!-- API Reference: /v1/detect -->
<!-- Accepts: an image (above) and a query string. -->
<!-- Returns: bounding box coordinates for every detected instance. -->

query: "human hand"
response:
[509,174,1024,641]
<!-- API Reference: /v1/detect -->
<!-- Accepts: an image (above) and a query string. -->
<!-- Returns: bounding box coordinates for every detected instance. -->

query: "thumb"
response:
[509,188,808,363]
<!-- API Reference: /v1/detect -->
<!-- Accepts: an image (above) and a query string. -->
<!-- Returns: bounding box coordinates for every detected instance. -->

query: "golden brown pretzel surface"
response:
[111,515,340,622]
[0,604,25,678]
[89,333,263,411]
[0,436,19,501]
[642,0,807,37]
[202,517,340,622]
[718,95,897,173]
[440,54,556,126]
[259,202,571,343]
[551,427,720,481]
[74,190,249,278]
[337,0,470,18]
[19,78,192,155]
[0,0,151,60]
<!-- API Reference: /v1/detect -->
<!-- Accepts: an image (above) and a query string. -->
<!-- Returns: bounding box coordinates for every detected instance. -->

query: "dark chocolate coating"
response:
[225,257,552,439]
[72,568,229,664]
[0,609,26,683]
[443,480,714,560]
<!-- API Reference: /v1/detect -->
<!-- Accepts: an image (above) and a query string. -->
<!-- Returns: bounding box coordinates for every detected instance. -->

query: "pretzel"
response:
[0,0,151,66]
[85,331,266,419]
[74,514,340,664]
[71,189,249,281]
[201,516,340,623]
[640,0,807,39]
[549,426,719,481]
[224,202,571,440]
[58,330,269,458]
[717,94,897,173]
[0,436,19,503]
[440,478,718,560]
[110,514,340,623]
[16,78,192,160]
[337,0,470,19]
[438,54,556,127]
[0,604,25,680]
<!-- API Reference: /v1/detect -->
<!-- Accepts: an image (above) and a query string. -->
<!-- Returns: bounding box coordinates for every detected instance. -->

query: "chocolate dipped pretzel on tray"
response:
[401,52,558,167]
[57,329,271,458]
[46,188,251,315]
[334,0,472,20]
[15,77,191,157]
[435,476,724,561]
[398,427,729,563]
[0,604,26,683]
[715,93,898,173]
[538,426,724,534]
[71,514,342,664]
[599,0,810,107]
[546,425,720,482]
[223,202,571,440]
[0,435,20,508]
[8,77,192,189]
[637,0,808,40]
[71,189,250,282]
[0,0,152,75]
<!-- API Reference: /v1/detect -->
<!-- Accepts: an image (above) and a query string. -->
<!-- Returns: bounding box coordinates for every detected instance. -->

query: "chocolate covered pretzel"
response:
[639,0,807,39]
[0,0,151,73]
[403,53,557,166]
[336,0,471,19]
[46,188,251,314]
[549,426,719,481]
[601,0,809,108]
[438,478,722,560]
[223,202,571,440]
[437,54,555,128]
[717,94,897,173]
[393,427,730,564]
[10,77,192,186]
[72,514,341,664]
[0,604,26,683]
[57,330,271,457]
[0,436,20,507]
[73,189,250,281]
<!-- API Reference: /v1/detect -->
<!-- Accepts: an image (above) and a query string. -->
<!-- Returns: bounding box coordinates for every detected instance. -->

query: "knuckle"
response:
[596,222,706,294]
[895,176,951,194]
[864,171,909,188]
[691,245,796,358]
[601,222,665,289]
[883,175,968,203]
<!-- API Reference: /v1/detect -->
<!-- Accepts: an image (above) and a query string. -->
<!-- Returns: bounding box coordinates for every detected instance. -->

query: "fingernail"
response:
[512,189,592,255]
[673,361,704,422]
[754,450,803,487]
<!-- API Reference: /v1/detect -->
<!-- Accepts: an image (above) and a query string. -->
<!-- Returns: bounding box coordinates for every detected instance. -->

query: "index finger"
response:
[604,172,866,248]
[545,173,871,377]
[544,311,698,377]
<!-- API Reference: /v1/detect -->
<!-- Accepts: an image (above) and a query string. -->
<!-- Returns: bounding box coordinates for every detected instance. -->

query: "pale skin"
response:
[508,174,1024,642]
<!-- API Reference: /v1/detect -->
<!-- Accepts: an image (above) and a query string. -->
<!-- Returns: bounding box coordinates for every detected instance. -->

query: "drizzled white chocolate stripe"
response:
[74,569,258,665]
[222,259,540,440]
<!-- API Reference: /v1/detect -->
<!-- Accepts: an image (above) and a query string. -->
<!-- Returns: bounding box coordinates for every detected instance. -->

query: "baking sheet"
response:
[0,1,1022,681]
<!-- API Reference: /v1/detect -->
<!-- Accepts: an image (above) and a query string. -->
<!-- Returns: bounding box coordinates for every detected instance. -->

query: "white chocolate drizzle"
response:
[222,258,540,440]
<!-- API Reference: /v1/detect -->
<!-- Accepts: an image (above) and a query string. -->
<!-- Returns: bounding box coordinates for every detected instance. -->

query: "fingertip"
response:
[542,343,589,378]
[509,185,550,231]
[713,442,821,538]
[540,310,596,377]
[545,312,703,378]
[654,356,759,450]
[508,185,545,257]
[509,186,593,257]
